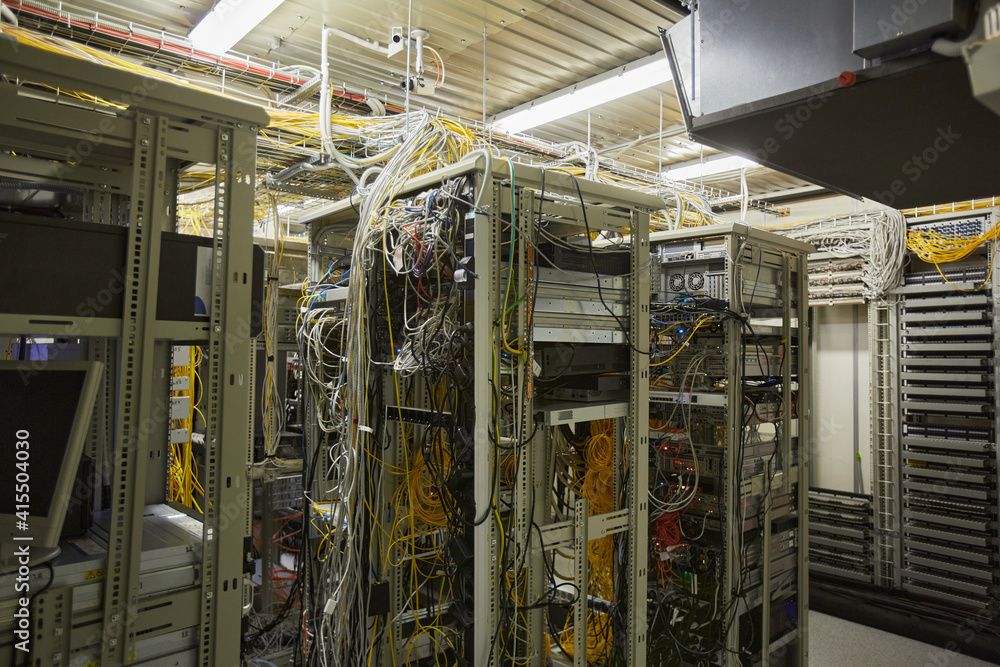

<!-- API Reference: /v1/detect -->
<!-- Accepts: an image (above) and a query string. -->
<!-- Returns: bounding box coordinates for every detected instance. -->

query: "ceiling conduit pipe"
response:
[410,29,427,79]
[0,4,18,28]
[932,2,996,57]
[319,26,367,185]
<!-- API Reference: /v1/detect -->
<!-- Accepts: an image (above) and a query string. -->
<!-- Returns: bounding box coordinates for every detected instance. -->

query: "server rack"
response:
[0,38,266,666]
[894,213,999,612]
[862,210,1000,605]
[301,157,660,666]
[646,224,812,667]
[805,210,1000,661]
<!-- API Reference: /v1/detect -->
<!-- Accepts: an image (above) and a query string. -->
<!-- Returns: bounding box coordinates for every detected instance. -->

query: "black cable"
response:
[363,185,486,662]
[571,177,650,358]
[488,190,547,663]
[291,404,327,661]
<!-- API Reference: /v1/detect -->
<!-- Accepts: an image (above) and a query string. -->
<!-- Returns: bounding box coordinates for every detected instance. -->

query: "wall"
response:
[810,303,871,494]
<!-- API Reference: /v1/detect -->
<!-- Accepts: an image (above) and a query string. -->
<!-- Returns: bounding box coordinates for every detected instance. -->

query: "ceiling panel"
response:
[690,167,814,198]
[9,0,809,197]
[25,0,679,117]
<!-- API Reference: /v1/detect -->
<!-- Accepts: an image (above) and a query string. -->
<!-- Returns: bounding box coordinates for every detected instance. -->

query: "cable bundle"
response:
[529,162,725,231]
[298,304,348,434]
[775,210,907,299]
[558,419,616,664]
[408,436,457,528]
[907,214,999,290]
[299,154,477,664]
[369,187,466,377]
[868,209,908,298]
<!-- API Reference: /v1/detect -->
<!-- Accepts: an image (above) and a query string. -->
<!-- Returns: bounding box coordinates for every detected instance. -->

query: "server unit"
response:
[808,489,875,585]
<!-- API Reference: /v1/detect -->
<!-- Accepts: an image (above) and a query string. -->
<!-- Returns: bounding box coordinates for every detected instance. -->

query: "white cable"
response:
[779,210,906,299]
[296,111,476,666]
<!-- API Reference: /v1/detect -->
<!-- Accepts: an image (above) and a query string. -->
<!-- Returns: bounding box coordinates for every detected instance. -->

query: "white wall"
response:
[810,304,871,494]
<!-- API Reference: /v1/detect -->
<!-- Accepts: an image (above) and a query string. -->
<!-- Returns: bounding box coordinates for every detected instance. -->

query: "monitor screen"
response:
[0,368,88,517]
[0,360,101,568]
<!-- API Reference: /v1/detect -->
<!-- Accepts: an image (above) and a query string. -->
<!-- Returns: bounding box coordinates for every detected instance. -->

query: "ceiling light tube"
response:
[664,155,758,181]
[189,0,285,55]
[491,53,672,135]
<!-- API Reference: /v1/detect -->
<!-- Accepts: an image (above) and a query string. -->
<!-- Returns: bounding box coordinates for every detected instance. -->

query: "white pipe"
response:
[365,97,386,116]
[320,27,334,157]
[932,2,994,57]
[318,29,361,183]
[320,27,388,162]
[325,27,385,54]
[1,4,18,28]
[330,152,360,184]
[410,29,427,78]
[358,166,383,190]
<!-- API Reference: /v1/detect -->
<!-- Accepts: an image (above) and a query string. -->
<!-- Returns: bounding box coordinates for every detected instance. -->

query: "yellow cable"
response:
[650,317,710,367]
[907,219,999,291]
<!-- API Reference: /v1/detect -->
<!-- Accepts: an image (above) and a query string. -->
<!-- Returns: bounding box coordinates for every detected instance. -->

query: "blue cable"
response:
[324,260,349,280]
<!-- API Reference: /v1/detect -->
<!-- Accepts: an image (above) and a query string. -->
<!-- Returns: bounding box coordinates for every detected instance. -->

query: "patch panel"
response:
[896,257,999,613]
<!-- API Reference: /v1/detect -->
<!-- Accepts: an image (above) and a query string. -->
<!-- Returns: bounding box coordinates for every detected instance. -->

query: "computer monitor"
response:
[0,360,103,570]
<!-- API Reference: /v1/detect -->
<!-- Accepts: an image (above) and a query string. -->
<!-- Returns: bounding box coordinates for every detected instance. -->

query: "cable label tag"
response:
[390,245,404,274]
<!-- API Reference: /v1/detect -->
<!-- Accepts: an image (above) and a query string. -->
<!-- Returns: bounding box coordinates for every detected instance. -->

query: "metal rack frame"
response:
[305,156,659,666]
[869,298,902,589]
[0,37,266,666]
[864,211,1000,600]
[893,218,999,610]
[647,223,812,667]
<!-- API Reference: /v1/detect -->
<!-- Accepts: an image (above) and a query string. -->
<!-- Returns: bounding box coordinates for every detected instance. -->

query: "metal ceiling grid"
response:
[4,0,814,198]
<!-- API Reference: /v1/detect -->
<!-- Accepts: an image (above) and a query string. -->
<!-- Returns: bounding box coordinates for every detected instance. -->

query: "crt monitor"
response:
[0,360,103,570]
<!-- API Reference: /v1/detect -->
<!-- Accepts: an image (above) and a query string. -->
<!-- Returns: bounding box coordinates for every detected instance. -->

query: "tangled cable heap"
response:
[296,116,479,667]
[775,210,907,299]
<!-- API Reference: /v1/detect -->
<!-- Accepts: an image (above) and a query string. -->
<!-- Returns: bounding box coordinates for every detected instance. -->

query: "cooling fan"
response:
[668,273,686,292]
[668,271,706,293]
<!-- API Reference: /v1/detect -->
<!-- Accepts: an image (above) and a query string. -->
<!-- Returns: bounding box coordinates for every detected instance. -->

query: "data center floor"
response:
[810,611,997,667]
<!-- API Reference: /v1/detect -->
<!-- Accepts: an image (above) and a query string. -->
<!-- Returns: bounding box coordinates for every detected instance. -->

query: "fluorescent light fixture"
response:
[189,0,285,55]
[492,53,672,134]
[664,155,758,181]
